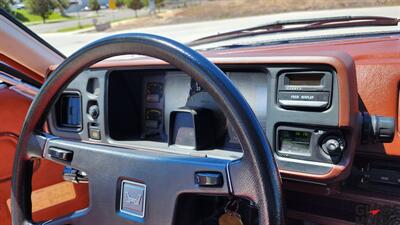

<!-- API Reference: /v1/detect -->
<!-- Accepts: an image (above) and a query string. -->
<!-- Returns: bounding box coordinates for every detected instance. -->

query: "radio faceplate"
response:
[276,126,345,164]
[277,71,333,110]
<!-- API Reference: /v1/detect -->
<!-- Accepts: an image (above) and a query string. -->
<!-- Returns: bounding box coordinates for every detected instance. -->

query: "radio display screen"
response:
[278,130,311,156]
[286,73,323,86]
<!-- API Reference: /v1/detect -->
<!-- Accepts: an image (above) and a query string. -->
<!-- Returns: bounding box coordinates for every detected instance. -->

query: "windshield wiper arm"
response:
[189,16,399,46]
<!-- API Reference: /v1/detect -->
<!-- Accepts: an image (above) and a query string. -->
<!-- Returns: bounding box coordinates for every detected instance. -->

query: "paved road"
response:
[39,6,400,56]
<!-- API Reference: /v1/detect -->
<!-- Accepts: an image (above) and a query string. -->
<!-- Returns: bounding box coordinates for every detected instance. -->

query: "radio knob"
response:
[321,136,345,155]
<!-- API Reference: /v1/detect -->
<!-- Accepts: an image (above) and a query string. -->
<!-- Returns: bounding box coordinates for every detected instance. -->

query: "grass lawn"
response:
[15,9,74,24]
[56,17,134,33]
[57,23,93,32]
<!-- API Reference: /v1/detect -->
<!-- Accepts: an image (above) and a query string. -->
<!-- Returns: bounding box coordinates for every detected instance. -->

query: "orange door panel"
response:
[0,88,88,225]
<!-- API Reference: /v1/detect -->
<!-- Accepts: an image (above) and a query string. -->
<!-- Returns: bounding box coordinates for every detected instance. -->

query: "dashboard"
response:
[47,53,367,184]
[28,34,400,225]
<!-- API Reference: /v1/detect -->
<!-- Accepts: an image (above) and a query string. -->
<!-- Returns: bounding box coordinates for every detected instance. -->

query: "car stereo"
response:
[276,126,345,164]
[277,71,333,110]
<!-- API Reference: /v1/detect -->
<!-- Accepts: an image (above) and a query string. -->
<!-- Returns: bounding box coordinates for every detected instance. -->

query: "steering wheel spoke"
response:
[26,133,52,159]
[40,138,231,224]
[228,158,257,202]
[39,209,89,225]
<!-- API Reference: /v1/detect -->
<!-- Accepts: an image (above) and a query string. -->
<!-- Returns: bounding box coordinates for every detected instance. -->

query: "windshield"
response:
[2,0,399,55]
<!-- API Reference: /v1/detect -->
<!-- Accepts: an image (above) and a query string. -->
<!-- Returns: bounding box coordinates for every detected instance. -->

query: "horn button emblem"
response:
[120,180,146,218]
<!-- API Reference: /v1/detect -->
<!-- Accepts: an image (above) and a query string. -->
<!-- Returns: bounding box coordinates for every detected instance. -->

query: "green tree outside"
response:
[0,0,13,13]
[25,0,54,23]
[89,0,100,13]
[125,0,143,17]
[155,0,164,10]
[52,0,70,16]
[116,0,125,7]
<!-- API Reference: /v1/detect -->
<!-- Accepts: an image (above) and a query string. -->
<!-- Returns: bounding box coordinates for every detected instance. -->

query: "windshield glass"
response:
[2,0,399,55]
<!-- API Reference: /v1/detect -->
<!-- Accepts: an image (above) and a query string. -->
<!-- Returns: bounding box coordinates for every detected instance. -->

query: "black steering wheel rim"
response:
[12,33,283,225]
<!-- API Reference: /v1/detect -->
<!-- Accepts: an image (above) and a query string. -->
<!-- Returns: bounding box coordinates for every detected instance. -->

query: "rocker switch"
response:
[48,147,73,162]
[195,172,223,187]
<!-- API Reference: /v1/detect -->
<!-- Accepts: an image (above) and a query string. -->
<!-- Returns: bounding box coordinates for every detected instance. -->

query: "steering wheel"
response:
[11,33,283,225]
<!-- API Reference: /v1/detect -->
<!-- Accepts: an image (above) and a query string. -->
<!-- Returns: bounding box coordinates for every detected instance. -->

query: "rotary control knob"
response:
[325,139,340,152]
[321,135,345,155]
[88,104,100,120]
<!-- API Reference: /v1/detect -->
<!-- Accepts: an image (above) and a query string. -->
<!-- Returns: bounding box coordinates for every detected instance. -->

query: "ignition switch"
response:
[320,134,346,164]
[321,135,346,155]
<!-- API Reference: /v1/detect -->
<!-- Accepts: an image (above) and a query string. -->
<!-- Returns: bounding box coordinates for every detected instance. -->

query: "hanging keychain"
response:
[218,198,244,225]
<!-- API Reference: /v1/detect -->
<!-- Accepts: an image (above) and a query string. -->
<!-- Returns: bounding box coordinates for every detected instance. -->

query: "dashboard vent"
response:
[55,92,82,130]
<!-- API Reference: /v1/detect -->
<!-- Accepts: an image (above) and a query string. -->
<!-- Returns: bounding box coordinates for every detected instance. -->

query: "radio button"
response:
[278,91,330,109]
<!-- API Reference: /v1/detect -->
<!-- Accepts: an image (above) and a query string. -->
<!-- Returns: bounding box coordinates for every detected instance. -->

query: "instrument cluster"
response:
[49,63,363,179]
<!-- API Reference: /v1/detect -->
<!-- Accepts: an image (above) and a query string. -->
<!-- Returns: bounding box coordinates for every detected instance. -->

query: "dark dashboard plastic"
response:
[48,55,358,184]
